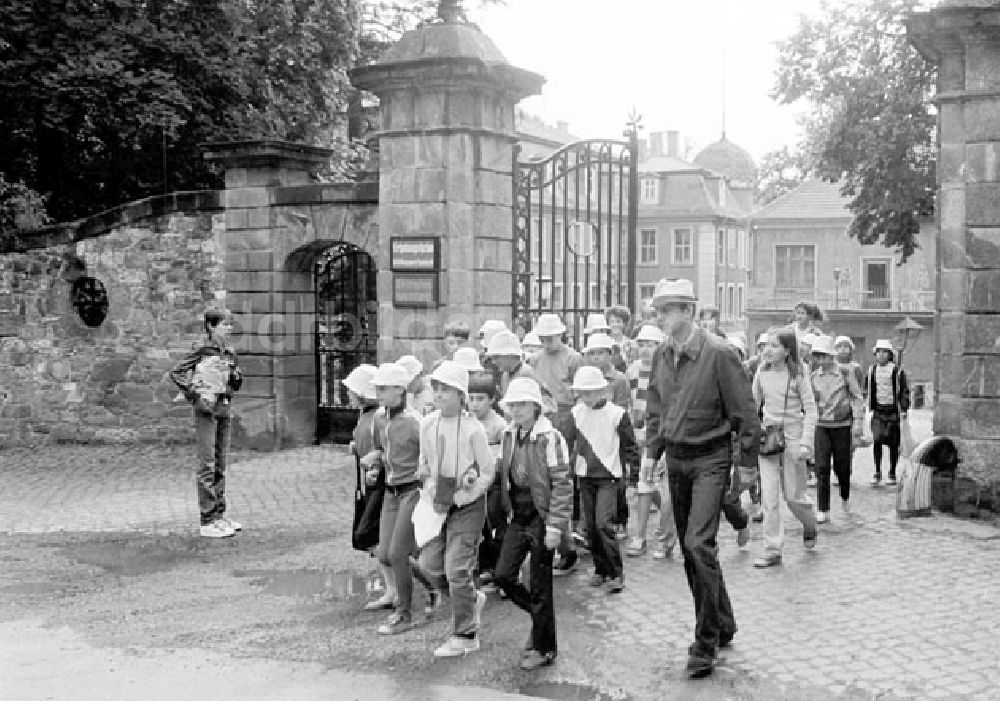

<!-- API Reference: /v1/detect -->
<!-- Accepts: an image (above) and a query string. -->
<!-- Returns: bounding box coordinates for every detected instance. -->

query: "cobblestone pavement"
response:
[2,410,1000,700]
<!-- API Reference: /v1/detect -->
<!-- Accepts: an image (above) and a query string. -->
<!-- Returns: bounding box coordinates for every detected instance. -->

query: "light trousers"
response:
[758,431,816,556]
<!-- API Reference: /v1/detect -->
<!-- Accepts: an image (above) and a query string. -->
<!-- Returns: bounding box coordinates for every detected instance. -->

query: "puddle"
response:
[232,569,372,599]
[519,681,628,701]
[66,542,204,575]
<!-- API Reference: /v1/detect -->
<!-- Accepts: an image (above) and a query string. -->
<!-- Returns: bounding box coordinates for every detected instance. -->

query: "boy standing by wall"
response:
[867,340,909,487]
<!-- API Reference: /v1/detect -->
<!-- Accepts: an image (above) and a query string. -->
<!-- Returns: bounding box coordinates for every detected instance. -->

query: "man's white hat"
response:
[453,347,484,373]
[397,355,423,382]
[651,278,697,307]
[534,313,566,337]
[372,363,410,388]
[429,360,469,394]
[635,324,665,344]
[582,333,614,354]
[834,335,855,350]
[479,319,509,348]
[571,366,609,391]
[486,330,522,357]
[811,335,837,356]
[342,363,377,401]
[874,339,895,353]
[522,331,542,347]
[499,377,546,411]
[583,312,611,335]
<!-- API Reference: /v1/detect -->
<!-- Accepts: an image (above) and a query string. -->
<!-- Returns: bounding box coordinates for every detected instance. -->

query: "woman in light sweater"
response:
[752,327,819,568]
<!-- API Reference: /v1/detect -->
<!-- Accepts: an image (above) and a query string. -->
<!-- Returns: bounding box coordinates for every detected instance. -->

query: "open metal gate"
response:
[512,127,638,348]
[315,243,377,443]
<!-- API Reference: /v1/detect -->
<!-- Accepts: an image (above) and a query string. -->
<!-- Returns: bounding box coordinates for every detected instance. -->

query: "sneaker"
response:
[218,516,242,532]
[473,590,486,631]
[807,473,818,488]
[552,550,578,577]
[816,511,829,524]
[199,521,234,538]
[685,651,715,679]
[736,527,750,548]
[842,498,851,514]
[588,573,606,587]
[750,510,764,523]
[571,531,588,548]
[433,635,480,658]
[604,576,624,594]
[651,544,673,560]
[479,581,498,595]
[803,527,818,549]
[887,475,898,487]
[615,524,629,541]
[870,474,882,487]
[377,611,414,635]
[424,590,444,617]
[363,593,397,611]
[520,649,556,671]
[753,553,782,568]
[624,537,647,557]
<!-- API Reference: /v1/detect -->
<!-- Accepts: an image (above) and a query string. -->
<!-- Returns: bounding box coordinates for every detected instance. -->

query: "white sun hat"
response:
[486,330,522,357]
[452,347,484,372]
[342,363,378,401]
[801,333,819,349]
[397,355,423,382]
[429,360,469,394]
[810,335,837,356]
[499,377,545,411]
[371,362,410,388]
[582,333,614,353]
[635,324,665,344]
[756,332,770,347]
[533,313,566,337]
[583,312,611,335]
[651,278,697,307]
[873,339,895,353]
[479,319,509,348]
[522,331,542,347]
[572,366,609,391]
[834,335,855,350]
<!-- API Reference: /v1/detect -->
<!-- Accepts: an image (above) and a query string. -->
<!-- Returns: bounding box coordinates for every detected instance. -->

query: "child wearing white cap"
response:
[582,333,630,410]
[561,366,640,594]
[398,355,434,416]
[867,340,910,487]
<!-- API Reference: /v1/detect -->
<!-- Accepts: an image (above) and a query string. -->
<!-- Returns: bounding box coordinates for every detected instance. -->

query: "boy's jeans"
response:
[580,477,622,579]
[495,513,557,655]
[194,408,231,526]
[417,497,486,636]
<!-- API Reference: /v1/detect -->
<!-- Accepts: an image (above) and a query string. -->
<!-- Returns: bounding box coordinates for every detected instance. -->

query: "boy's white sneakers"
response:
[433,635,481,658]
[199,520,235,538]
[473,590,487,630]
[218,516,242,531]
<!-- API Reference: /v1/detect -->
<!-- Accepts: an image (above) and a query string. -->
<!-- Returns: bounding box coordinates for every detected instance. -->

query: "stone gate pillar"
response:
[909,4,1000,499]
[351,13,543,364]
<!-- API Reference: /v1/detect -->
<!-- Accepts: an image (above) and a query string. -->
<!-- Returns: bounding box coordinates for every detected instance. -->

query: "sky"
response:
[465,0,830,162]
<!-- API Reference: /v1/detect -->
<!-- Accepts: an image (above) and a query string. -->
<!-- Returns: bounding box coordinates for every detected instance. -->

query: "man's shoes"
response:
[887,475,898,487]
[520,650,556,670]
[433,635,480,658]
[719,630,736,648]
[816,511,829,524]
[750,510,764,523]
[363,593,397,611]
[685,651,716,679]
[753,553,781,568]
[199,520,235,538]
[377,611,414,635]
[803,527,818,550]
[552,550,578,577]
[473,590,486,630]
[218,516,241,532]
[604,576,624,594]
[870,473,882,487]
[588,573,606,587]
[424,590,444,617]
[736,527,750,548]
[624,537,647,557]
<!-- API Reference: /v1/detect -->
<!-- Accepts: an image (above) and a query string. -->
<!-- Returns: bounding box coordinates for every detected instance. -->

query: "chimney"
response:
[556,120,569,133]
[650,132,665,157]
[667,130,680,158]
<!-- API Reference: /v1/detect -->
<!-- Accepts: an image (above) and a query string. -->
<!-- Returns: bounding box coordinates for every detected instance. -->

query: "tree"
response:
[757,146,809,206]
[0,175,48,234]
[772,0,936,261]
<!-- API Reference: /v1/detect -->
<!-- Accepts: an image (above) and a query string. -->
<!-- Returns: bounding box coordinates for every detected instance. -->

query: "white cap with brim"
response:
[372,363,410,388]
[801,333,819,348]
[342,363,378,401]
[834,335,855,350]
[572,366,609,391]
[499,377,545,411]
[429,360,469,394]
[651,278,697,307]
[452,347,484,373]
[582,333,614,353]
[479,319,509,348]
[486,330,522,357]
[874,339,894,353]
[397,355,423,382]
[534,313,566,337]
[636,325,665,344]
[811,335,837,356]
[523,332,542,347]
[583,312,611,335]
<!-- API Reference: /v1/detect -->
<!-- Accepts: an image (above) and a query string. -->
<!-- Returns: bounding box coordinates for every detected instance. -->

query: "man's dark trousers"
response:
[667,445,737,656]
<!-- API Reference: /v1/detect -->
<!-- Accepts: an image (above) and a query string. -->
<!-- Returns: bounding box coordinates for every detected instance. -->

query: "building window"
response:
[672,228,693,265]
[728,284,735,320]
[738,229,747,268]
[640,228,657,264]
[775,245,816,290]
[552,283,563,307]
[727,229,737,267]
[641,178,658,205]
[554,226,563,262]
[738,283,745,315]
[717,283,724,310]
[639,284,656,303]
[717,229,725,265]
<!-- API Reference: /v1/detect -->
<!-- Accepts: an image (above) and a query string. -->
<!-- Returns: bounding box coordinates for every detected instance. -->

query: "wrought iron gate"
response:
[315,243,377,443]
[512,127,639,348]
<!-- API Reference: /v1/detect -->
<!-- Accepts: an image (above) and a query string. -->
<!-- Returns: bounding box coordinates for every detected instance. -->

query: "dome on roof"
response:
[693,135,757,185]
[379,21,509,65]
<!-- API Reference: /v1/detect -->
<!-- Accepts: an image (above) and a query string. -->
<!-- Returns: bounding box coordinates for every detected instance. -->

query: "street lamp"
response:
[894,316,923,367]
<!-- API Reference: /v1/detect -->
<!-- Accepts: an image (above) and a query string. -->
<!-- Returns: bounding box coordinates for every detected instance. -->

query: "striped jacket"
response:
[497,416,573,534]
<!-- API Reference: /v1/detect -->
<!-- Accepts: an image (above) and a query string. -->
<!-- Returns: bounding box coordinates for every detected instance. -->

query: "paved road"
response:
[1,410,999,700]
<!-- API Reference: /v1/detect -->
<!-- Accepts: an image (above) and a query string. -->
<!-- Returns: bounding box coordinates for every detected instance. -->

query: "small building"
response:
[746,179,936,401]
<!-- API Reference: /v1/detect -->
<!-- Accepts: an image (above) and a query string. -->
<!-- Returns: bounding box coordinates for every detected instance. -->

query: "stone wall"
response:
[0,211,226,446]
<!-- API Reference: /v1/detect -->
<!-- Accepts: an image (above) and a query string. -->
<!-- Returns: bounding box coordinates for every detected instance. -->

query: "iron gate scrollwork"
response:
[512,128,639,348]
[315,243,377,443]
